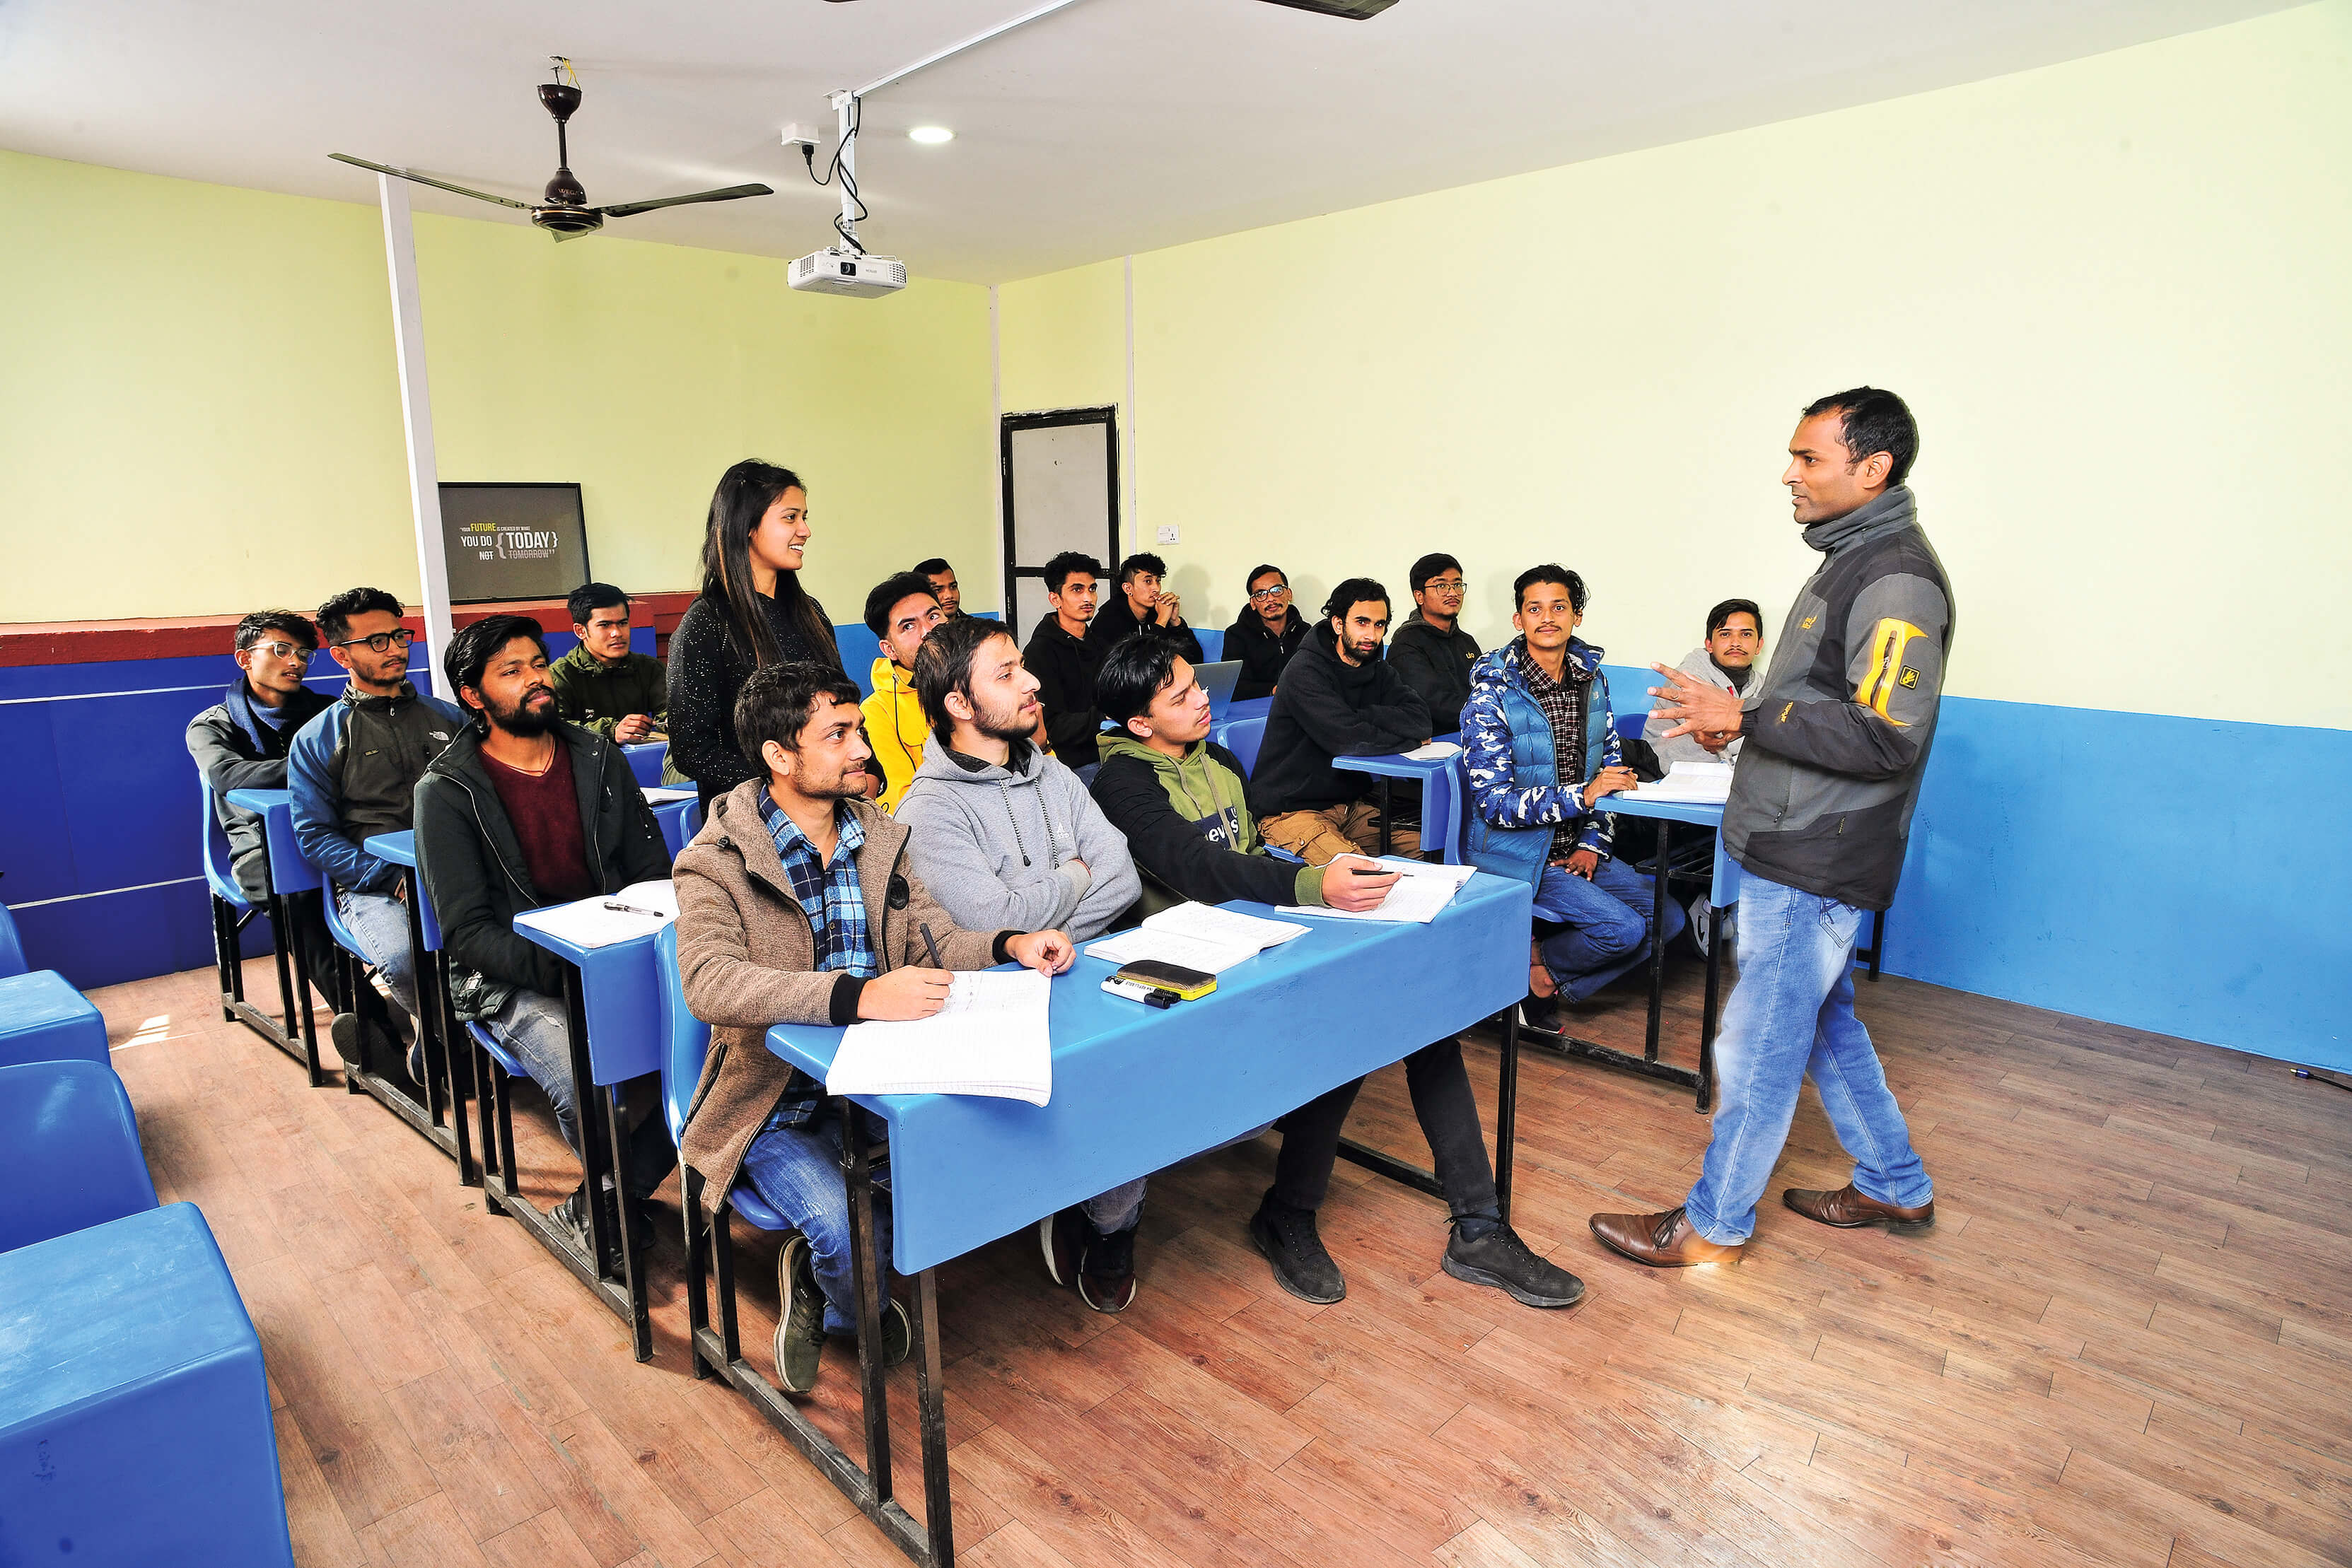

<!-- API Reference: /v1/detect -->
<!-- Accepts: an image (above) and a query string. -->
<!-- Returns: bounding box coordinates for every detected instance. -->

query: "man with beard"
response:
[673,660,1073,1391]
[414,614,677,1252]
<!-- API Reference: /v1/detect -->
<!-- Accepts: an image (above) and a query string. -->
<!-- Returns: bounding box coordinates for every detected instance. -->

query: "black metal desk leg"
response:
[1496,1007,1520,1224]
[682,1168,714,1379]
[278,887,325,1087]
[1643,821,1668,1063]
[841,1102,895,1508]
[607,1078,652,1362]
[564,969,617,1285]
[910,1268,955,1567]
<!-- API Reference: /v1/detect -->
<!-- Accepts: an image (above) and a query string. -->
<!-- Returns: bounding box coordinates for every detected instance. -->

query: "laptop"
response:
[1196,659,1244,717]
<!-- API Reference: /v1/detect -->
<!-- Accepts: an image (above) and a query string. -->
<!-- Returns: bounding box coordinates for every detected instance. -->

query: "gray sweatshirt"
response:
[1643,645,1750,768]
[894,737,1142,941]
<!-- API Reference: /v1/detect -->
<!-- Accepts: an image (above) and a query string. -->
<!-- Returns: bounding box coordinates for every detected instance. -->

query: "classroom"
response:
[2,3,2348,1564]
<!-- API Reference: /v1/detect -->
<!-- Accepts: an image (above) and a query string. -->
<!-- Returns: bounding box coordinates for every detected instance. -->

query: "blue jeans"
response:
[1683,872,1931,1244]
[740,1108,896,1336]
[487,988,675,1200]
[1535,856,1686,1003]
[335,884,419,1022]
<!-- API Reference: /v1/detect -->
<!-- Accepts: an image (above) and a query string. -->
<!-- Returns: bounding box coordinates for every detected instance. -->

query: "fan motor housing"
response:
[532,206,605,237]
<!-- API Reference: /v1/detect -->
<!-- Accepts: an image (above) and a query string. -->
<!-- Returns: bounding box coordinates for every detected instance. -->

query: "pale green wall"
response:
[0,149,997,624]
[999,2,2352,730]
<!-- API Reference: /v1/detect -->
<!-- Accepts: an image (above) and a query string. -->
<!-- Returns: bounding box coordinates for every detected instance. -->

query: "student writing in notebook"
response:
[1089,638,1585,1314]
[413,615,677,1264]
[673,661,1072,1396]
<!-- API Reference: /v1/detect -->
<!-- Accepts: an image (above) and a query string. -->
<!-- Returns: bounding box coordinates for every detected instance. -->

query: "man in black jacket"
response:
[1388,552,1481,735]
[186,609,337,990]
[414,614,677,1251]
[1087,551,1204,663]
[1221,563,1308,702]
[1250,578,1431,863]
[1090,638,1583,1312]
[1022,551,1112,771]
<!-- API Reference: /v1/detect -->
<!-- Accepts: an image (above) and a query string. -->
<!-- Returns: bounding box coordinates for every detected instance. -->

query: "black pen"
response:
[919,921,947,971]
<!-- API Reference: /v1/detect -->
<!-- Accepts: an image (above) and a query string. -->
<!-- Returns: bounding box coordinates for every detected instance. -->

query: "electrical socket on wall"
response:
[1155,525,1180,544]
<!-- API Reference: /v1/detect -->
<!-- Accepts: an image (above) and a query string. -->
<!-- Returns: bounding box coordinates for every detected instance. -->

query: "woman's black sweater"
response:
[665,587,842,805]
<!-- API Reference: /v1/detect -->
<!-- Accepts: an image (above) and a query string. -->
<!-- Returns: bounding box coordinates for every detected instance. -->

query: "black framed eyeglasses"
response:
[1423,579,1467,594]
[1247,585,1291,602]
[332,628,417,654]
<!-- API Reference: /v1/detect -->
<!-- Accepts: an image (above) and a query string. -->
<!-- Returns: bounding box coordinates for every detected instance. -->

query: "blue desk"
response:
[365,831,478,1185]
[622,741,668,788]
[511,913,669,1361]
[1588,794,1732,1111]
[648,794,697,858]
[1332,734,1460,858]
[714,873,1530,1567]
[223,788,325,1086]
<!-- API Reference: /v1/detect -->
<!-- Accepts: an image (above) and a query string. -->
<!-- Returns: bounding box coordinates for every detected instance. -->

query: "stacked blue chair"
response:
[656,922,791,1381]
[623,741,668,788]
[0,906,109,1071]
[1220,715,1267,778]
[202,785,319,1083]
[0,1059,158,1253]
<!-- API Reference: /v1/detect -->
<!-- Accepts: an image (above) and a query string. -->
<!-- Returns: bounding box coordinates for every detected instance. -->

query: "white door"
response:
[1002,409,1119,643]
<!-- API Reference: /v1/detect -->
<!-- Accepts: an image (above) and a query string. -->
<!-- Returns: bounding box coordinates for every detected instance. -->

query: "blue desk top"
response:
[1331,735,1461,782]
[1218,696,1272,726]
[225,788,319,894]
[366,829,417,869]
[767,872,1530,1273]
[1598,794,1737,906]
[515,908,666,1087]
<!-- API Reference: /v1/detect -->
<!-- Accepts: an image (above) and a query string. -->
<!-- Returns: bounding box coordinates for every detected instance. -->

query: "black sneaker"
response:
[1249,1194,1346,1304]
[1077,1224,1139,1314]
[551,1183,594,1253]
[774,1234,825,1395]
[1039,1205,1089,1289]
[1519,993,1562,1034]
[1443,1222,1586,1309]
[878,1299,913,1368]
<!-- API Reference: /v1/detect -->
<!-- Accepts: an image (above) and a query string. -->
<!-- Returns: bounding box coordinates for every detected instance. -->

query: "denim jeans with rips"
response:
[1534,855,1685,1004]
[486,988,675,1201]
[1682,870,1932,1245]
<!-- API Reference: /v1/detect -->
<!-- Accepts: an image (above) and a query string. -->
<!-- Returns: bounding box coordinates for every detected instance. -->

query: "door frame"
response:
[1000,406,1120,641]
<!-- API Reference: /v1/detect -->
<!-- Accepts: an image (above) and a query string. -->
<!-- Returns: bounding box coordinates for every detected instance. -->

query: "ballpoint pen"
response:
[602,901,663,917]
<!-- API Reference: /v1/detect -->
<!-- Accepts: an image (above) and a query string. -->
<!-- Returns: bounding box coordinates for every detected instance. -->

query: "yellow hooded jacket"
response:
[861,655,930,813]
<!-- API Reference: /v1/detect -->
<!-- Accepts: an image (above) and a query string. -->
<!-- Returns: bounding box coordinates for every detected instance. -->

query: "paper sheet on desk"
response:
[513,879,677,948]
[826,968,1054,1106]
[641,785,697,802]
[1084,902,1311,974]
[1277,856,1469,924]
[1625,761,1733,803]
[1399,741,1460,760]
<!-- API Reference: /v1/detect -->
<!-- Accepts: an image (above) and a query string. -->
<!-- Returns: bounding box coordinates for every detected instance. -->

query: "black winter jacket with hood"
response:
[187,679,334,898]
[1246,623,1431,821]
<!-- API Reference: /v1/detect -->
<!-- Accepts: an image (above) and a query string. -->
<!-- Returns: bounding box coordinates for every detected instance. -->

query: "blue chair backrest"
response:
[1426,754,1469,866]
[0,1059,159,1253]
[1195,628,1225,662]
[1614,711,1646,746]
[0,906,26,981]
[681,799,704,844]
[200,788,250,909]
[624,742,667,788]
[1223,716,1267,778]
[654,923,709,1147]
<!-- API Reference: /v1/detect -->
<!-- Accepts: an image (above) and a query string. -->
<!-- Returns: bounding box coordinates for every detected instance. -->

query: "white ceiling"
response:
[0,0,2292,283]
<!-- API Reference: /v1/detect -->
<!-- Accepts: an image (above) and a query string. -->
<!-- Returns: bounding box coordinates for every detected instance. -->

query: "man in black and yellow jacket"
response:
[1089,636,1585,1314]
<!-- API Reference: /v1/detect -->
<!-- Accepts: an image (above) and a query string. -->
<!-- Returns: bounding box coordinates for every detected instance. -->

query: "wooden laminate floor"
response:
[91,950,2352,1568]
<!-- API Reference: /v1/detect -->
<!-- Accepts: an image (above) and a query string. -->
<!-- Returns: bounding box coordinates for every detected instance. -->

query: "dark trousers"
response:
[233,851,346,1021]
[1269,1038,1500,1222]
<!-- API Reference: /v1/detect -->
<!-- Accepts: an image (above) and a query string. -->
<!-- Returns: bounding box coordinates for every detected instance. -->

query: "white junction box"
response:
[1156,524,1180,544]
[790,247,907,298]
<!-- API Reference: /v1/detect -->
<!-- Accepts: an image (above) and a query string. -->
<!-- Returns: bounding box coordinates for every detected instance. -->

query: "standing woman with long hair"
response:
[667,461,844,810]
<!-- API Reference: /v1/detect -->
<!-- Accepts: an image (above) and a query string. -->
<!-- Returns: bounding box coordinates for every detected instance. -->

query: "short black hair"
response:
[1245,563,1287,592]
[1802,386,1918,487]
[1706,598,1764,638]
[1042,551,1102,595]
[566,582,630,627]
[912,616,1019,733]
[443,614,549,710]
[863,572,940,637]
[1322,577,1390,621]
[315,586,404,646]
[912,557,953,580]
[1513,564,1587,614]
[1096,634,1185,727]
[233,610,317,654]
[1408,554,1462,594]
[1117,551,1166,586]
[735,661,861,768]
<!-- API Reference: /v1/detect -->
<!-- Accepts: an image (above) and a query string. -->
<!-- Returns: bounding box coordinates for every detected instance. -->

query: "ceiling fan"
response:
[330,59,775,241]
[820,0,1398,12]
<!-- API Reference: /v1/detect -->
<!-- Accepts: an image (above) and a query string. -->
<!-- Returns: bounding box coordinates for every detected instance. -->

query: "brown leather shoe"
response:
[1782,1183,1934,1231]
[1588,1206,1745,1268]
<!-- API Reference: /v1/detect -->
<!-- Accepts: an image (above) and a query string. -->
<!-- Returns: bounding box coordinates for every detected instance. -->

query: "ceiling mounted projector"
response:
[790,247,907,298]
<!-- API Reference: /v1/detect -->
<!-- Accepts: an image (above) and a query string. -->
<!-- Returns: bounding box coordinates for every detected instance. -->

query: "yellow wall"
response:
[0,149,996,624]
[999,2,2352,730]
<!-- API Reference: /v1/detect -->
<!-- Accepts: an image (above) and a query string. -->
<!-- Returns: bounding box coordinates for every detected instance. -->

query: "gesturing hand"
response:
[1648,662,1745,742]
[1007,930,1076,976]
[1323,855,1402,913]
[858,966,952,1021]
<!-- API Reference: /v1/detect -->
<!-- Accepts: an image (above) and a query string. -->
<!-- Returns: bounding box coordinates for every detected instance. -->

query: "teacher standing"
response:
[1590,387,1952,1266]
[667,461,845,812]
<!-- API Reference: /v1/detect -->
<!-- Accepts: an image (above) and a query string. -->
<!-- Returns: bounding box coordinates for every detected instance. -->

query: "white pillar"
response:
[375,173,455,697]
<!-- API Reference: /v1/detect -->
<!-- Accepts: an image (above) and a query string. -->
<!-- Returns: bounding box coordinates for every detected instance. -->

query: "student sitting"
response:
[1022,551,1112,771]
[1643,597,1763,768]
[1462,566,1685,1029]
[858,572,946,812]
[186,610,338,997]
[1090,638,1584,1311]
[550,583,668,744]
[1250,578,1429,863]
[1087,551,1204,664]
[1223,563,1308,701]
[675,661,1073,1392]
[912,556,965,618]
[288,586,465,1086]
[414,615,677,1256]
[1388,552,1481,735]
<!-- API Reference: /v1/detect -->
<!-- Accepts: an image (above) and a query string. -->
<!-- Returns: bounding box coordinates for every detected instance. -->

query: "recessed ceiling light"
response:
[908,126,955,145]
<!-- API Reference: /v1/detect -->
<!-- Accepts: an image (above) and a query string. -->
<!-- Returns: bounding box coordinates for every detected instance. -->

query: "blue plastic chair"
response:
[1221,715,1267,778]
[1194,628,1225,662]
[0,1059,158,1253]
[623,742,668,788]
[1424,754,1469,867]
[0,903,27,979]
[680,799,704,846]
[655,923,789,1381]
[0,970,110,1070]
[1614,710,1646,747]
[202,786,318,1081]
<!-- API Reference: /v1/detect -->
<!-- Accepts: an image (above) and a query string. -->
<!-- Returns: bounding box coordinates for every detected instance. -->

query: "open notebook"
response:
[1084,901,1312,975]
[1626,761,1734,803]
[824,968,1055,1106]
[1279,855,1474,925]
[512,879,677,949]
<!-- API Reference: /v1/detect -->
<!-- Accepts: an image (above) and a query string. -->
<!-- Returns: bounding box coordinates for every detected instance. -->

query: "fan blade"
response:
[593,183,775,219]
[1257,0,1399,16]
[329,153,534,210]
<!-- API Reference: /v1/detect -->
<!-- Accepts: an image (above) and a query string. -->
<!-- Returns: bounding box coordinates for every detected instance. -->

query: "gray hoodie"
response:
[1643,645,1749,768]
[893,737,1142,941]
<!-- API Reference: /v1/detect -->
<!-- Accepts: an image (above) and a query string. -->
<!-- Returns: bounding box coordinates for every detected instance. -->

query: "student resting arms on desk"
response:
[1590,387,1948,1267]
[673,661,1073,1395]
[550,582,668,744]
[1089,637,1585,1311]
